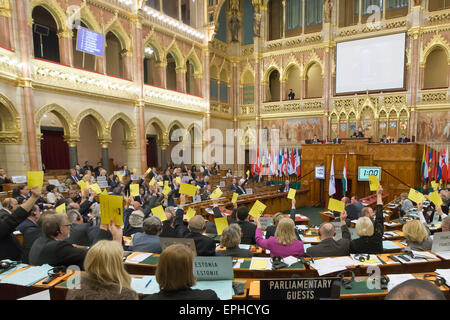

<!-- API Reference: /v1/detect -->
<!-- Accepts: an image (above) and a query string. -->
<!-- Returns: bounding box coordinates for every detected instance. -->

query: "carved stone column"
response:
[0,2,13,49]
[154,62,166,88]
[57,31,74,67]
[122,50,133,80]
[16,0,38,170]
[65,138,80,169]
[176,66,186,92]
[194,74,203,97]
[99,139,111,173]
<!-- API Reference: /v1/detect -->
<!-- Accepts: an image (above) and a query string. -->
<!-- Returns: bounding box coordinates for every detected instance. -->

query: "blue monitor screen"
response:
[76,27,105,57]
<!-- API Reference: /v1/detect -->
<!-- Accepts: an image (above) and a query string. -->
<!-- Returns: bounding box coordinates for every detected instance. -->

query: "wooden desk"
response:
[246,271,449,300]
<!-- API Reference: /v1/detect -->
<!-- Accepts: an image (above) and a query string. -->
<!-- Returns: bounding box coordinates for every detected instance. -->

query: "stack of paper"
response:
[310,257,354,276]
[0,265,53,286]
[0,263,28,278]
[302,236,321,243]
[295,225,309,231]
[126,253,152,264]
[410,250,438,260]
[282,256,300,267]
[130,276,159,294]
[238,244,250,250]
[383,241,402,250]
[233,259,244,269]
[387,274,415,291]
[249,257,272,270]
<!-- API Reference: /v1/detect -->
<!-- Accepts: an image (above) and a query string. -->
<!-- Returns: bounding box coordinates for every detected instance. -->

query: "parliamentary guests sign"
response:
[260,278,340,300]
[76,27,105,56]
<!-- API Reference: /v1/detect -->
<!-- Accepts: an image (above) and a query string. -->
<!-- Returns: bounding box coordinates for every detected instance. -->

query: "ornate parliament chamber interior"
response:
[0,0,450,304]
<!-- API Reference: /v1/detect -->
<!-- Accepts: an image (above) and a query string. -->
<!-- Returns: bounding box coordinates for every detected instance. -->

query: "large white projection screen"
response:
[336,33,406,94]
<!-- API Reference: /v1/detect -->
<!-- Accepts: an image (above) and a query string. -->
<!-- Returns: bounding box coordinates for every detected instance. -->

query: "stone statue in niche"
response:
[254,7,262,38]
[413,0,422,6]
[323,0,332,23]
[229,14,240,42]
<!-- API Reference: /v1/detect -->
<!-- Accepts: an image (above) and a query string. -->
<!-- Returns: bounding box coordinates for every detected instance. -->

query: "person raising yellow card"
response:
[328,198,345,213]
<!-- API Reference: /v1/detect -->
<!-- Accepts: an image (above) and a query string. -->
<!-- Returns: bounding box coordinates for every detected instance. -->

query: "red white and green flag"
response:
[342,155,348,195]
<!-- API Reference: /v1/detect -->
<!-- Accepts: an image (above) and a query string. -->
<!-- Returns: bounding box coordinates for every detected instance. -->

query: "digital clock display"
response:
[358,167,381,181]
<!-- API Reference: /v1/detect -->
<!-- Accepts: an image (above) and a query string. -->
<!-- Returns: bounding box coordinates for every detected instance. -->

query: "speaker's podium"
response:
[301,138,422,208]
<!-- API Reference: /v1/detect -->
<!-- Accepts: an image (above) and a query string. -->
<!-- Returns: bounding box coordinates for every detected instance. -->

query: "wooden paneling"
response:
[301,140,423,206]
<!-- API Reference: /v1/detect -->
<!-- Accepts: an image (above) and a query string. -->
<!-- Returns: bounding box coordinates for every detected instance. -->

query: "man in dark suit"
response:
[67,169,81,184]
[0,168,12,191]
[234,206,257,245]
[93,162,103,177]
[332,137,342,144]
[175,195,216,256]
[229,178,238,192]
[134,186,146,205]
[0,186,42,261]
[67,209,97,246]
[380,135,389,143]
[279,180,291,193]
[312,135,320,144]
[398,134,410,143]
[0,198,18,217]
[341,196,361,222]
[306,210,351,257]
[16,205,40,234]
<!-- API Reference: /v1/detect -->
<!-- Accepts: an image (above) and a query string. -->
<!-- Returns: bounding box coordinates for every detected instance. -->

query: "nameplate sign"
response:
[219,181,225,188]
[432,231,450,254]
[193,256,234,280]
[246,188,253,195]
[259,217,273,231]
[47,179,60,186]
[11,176,26,184]
[260,278,340,300]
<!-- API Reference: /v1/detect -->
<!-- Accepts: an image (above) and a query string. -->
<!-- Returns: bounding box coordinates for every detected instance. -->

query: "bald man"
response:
[174,195,216,256]
[385,279,445,300]
[306,210,351,257]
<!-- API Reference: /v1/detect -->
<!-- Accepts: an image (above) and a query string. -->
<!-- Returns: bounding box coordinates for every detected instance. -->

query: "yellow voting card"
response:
[431,181,439,191]
[328,198,345,213]
[89,183,102,195]
[249,200,267,218]
[157,181,164,187]
[250,259,268,270]
[180,183,197,197]
[231,193,238,204]
[215,217,228,236]
[130,184,140,197]
[149,177,156,186]
[145,168,152,175]
[210,187,223,199]
[77,180,86,193]
[185,207,196,221]
[429,191,443,207]
[117,172,123,182]
[132,168,137,174]
[408,188,426,204]
[246,170,250,176]
[287,188,296,200]
[151,205,167,222]
[55,203,66,213]
[164,180,169,187]
[99,194,123,226]
[368,175,380,191]
[162,185,171,195]
[102,189,108,195]
[27,171,44,189]
[175,177,181,184]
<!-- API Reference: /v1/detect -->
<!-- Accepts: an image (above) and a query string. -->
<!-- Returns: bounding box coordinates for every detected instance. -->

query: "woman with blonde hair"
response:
[144,244,219,300]
[216,224,253,258]
[402,219,432,251]
[66,240,138,300]
[254,216,304,258]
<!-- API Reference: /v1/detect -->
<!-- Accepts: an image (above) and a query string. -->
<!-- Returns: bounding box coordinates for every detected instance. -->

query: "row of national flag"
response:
[250,148,301,177]
[329,154,348,196]
[421,146,449,183]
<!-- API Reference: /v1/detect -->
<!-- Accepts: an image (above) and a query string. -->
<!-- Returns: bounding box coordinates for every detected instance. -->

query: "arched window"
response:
[73,22,96,71]
[144,46,157,86]
[32,6,60,62]
[306,63,322,98]
[105,32,123,78]
[423,47,448,89]
[285,65,301,99]
[166,53,177,91]
[181,0,191,25]
[268,70,280,101]
[220,69,228,102]
[186,60,195,94]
